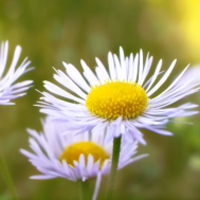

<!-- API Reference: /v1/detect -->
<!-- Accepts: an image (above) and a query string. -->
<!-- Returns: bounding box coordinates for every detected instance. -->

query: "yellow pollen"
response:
[59,142,109,167]
[86,81,148,120]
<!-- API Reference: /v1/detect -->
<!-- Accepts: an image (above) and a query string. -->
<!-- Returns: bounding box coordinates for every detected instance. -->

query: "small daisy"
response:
[38,47,199,144]
[20,117,146,200]
[0,41,33,105]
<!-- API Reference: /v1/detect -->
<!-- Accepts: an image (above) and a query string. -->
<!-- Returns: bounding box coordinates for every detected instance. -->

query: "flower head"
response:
[20,117,145,199]
[38,47,199,144]
[20,117,145,181]
[0,41,33,105]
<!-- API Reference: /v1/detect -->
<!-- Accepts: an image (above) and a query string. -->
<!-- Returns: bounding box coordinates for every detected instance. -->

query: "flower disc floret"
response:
[59,141,109,167]
[86,81,148,120]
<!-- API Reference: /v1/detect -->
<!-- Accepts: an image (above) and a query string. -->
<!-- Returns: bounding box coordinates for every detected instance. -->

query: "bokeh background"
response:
[0,0,200,199]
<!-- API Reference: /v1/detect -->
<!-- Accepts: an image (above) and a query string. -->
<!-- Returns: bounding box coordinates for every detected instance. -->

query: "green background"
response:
[0,0,200,199]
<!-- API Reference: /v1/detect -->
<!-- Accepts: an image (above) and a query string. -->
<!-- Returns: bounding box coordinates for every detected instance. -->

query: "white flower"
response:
[0,41,33,105]
[20,117,146,200]
[37,47,199,144]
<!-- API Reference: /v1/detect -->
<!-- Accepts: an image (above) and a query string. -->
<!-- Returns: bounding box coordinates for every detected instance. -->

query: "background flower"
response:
[0,41,33,105]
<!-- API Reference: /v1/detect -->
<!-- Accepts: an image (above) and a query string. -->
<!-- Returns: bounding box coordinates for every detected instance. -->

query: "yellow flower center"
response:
[86,81,148,120]
[59,142,109,167]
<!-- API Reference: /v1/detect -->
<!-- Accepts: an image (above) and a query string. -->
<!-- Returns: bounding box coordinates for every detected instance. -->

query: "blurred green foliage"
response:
[0,0,200,199]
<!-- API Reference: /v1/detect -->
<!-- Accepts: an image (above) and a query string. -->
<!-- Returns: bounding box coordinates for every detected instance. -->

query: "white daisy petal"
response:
[53,70,87,99]
[92,172,102,200]
[114,54,123,80]
[131,53,139,82]
[144,126,173,136]
[81,59,99,86]
[95,66,108,83]
[127,53,134,81]
[154,64,190,99]
[95,57,110,81]
[147,59,177,96]
[30,175,57,180]
[138,49,144,84]
[0,41,8,78]
[63,62,91,92]
[125,121,146,145]
[108,52,117,80]
[140,55,153,86]
[119,47,127,80]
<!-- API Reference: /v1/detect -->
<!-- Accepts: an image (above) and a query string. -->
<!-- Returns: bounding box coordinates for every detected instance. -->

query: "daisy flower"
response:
[20,117,146,200]
[0,41,33,105]
[38,47,199,144]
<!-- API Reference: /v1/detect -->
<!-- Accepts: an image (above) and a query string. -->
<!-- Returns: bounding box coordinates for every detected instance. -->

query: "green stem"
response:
[79,180,89,200]
[105,136,122,200]
[0,148,19,200]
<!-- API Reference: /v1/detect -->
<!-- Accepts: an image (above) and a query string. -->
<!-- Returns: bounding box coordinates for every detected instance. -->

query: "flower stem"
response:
[0,148,19,200]
[105,136,122,200]
[79,180,89,200]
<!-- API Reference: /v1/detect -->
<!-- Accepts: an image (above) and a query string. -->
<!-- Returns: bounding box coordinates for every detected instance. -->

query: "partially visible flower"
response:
[20,117,146,199]
[37,47,199,144]
[0,41,33,105]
